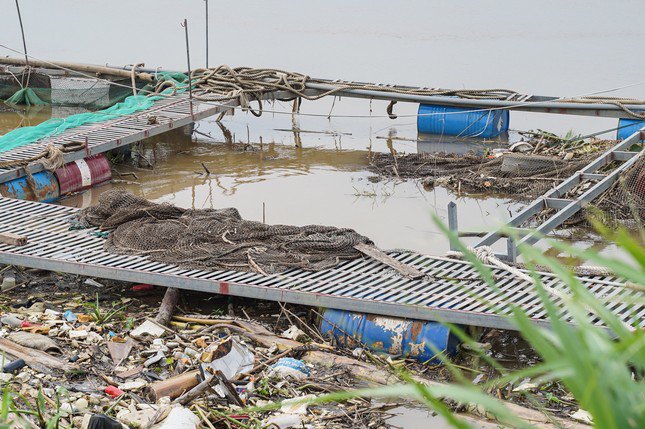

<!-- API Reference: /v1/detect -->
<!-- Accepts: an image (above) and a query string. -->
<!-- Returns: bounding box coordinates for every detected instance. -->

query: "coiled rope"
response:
[181,65,522,117]
[174,65,645,119]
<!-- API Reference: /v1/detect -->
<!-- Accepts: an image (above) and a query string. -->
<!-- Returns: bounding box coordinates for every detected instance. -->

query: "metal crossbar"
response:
[476,128,644,261]
[0,196,641,332]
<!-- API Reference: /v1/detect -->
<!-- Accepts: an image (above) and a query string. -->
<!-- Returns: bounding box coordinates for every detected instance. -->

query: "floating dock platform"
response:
[0,196,641,333]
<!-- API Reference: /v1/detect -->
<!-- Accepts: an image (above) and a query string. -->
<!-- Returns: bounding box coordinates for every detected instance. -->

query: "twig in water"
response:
[201,162,211,175]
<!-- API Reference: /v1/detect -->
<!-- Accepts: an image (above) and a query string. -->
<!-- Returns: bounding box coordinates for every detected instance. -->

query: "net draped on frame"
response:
[76,189,373,274]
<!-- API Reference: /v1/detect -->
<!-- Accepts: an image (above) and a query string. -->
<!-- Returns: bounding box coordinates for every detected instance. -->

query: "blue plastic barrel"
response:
[417,104,509,138]
[0,171,60,202]
[617,118,645,140]
[320,309,460,363]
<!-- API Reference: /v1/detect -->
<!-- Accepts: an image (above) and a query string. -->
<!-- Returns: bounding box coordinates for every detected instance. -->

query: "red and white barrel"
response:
[55,154,112,196]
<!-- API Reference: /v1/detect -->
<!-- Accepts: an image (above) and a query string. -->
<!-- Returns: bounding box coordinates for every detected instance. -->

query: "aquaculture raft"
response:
[0,196,641,333]
[0,90,242,184]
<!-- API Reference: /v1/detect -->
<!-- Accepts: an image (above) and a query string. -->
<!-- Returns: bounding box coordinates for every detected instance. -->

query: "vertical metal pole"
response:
[14,0,30,88]
[506,237,517,263]
[14,0,29,67]
[447,201,458,251]
[182,19,193,117]
[204,0,209,68]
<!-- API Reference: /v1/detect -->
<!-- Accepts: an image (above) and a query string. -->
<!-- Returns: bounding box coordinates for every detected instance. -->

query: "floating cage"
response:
[0,66,143,109]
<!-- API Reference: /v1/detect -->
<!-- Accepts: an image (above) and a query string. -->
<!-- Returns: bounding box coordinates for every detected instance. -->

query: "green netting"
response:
[5,87,48,106]
[0,73,188,154]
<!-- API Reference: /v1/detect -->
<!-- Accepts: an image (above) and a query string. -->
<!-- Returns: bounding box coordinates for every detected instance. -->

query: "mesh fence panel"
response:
[0,71,136,109]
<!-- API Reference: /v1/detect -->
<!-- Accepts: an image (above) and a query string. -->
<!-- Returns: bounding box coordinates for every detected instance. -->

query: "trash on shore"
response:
[0,268,589,428]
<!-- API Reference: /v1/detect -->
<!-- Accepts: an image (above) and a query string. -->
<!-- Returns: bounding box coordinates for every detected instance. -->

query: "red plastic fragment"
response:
[131,284,154,291]
[104,386,125,398]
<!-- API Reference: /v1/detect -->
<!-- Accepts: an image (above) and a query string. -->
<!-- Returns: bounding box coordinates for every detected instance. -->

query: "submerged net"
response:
[76,189,372,274]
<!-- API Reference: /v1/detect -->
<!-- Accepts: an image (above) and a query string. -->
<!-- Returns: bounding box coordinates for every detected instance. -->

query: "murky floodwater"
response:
[1,2,643,425]
[2,0,642,259]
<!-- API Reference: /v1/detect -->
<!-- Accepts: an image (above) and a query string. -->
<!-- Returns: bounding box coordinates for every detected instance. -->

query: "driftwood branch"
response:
[155,287,181,326]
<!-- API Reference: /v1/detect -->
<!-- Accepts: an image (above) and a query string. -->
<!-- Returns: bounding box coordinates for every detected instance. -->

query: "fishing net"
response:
[369,142,643,226]
[0,72,188,153]
[0,71,134,108]
[370,152,593,199]
[75,189,372,274]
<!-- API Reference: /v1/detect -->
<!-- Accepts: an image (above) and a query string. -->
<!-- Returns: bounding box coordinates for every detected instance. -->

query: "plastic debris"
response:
[0,314,23,328]
[262,413,303,429]
[571,409,593,424]
[69,329,89,339]
[7,331,62,354]
[513,378,537,393]
[280,394,316,414]
[2,358,26,373]
[63,310,78,322]
[107,338,134,365]
[281,325,307,341]
[156,406,199,429]
[130,319,165,339]
[83,279,104,288]
[117,380,147,391]
[269,358,310,380]
[104,386,124,398]
[131,284,154,292]
[201,338,254,380]
[84,413,122,429]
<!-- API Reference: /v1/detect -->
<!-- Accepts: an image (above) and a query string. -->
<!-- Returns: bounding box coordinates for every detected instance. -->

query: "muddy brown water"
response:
[1,1,643,425]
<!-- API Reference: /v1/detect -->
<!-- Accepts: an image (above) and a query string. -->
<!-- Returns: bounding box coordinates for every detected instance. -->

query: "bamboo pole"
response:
[0,57,155,82]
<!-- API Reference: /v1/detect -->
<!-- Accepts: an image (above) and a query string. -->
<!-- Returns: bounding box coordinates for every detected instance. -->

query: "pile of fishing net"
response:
[370,151,594,199]
[370,148,644,226]
[76,189,372,274]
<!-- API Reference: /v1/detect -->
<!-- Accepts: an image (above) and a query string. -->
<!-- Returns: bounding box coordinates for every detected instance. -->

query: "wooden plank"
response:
[0,232,27,246]
[354,244,425,279]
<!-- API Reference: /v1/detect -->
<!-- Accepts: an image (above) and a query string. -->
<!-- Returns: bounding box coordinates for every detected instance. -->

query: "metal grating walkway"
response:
[0,197,642,332]
[0,92,241,184]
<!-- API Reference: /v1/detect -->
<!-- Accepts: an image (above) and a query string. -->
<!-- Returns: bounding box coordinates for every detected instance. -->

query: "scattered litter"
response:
[571,409,593,424]
[2,358,25,373]
[280,394,316,414]
[131,284,154,292]
[155,406,199,429]
[118,380,148,391]
[144,351,165,367]
[7,331,62,354]
[116,407,159,428]
[0,314,22,328]
[201,338,254,380]
[84,279,104,288]
[262,413,304,429]
[513,378,537,393]
[281,325,307,341]
[130,319,165,339]
[107,338,134,365]
[63,310,78,322]
[269,358,310,380]
[104,386,124,398]
[84,413,122,429]
[69,329,89,339]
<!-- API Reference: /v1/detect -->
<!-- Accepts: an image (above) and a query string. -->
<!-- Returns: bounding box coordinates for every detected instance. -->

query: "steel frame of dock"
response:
[0,196,641,332]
